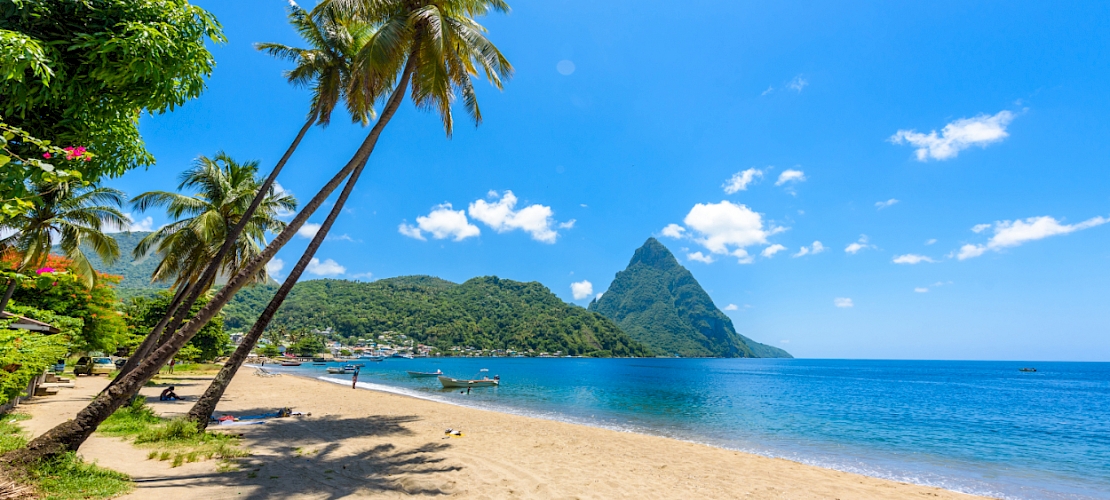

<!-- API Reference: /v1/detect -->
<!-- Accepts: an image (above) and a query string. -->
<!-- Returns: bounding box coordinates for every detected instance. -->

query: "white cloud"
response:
[682,201,772,256]
[297,223,321,239]
[732,249,754,264]
[265,258,284,279]
[761,244,787,258]
[875,199,899,210]
[661,224,686,239]
[893,254,936,264]
[306,257,345,276]
[724,304,739,311]
[570,280,593,300]
[468,191,564,243]
[793,241,825,257]
[957,215,1109,260]
[834,297,854,308]
[761,86,774,96]
[890,110,1015,161]
[351,272,373,281]
[558,219,576,229]
[400,203,480,242]
[775,169,806,186]
[845,235,874,254]
[971,223,992,233]
[327,234,355,242]
[595,292,604,301]
[925,238,937,245]
[105,212,154,233]
[723,168,763,194]
[914,287,929,293]
[787,75,808,92]
[686,251,715,264]
[272,182,295,217]
[556,60,575,76]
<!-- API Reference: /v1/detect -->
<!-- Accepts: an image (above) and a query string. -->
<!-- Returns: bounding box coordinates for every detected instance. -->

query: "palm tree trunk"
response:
[0,279,17,316]
[186,57,419,429]
[2,55,417,464]
[111,282,193,384]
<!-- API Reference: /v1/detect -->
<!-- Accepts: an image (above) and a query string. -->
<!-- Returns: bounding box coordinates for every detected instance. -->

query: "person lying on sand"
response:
[159,386,181,401]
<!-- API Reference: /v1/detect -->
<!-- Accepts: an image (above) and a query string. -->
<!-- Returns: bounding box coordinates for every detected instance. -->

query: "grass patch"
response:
[1,413,132,499]
[100,398,248,468]
[163,363,222,374]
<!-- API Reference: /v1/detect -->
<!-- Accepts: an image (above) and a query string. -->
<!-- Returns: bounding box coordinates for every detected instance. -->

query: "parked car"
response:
[74,356,115,376]
[114,358,127,369]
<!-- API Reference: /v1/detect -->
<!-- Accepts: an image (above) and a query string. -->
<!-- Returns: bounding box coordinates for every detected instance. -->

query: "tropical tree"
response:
[186,0,513,428]
[0,182,126,315]
[7,0,513,459]
[131,152,296,290]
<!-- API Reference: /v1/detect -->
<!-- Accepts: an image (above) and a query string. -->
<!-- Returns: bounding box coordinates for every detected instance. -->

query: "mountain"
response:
[223,276,652,357]
[589,238,791,358]
[80,231,169,299]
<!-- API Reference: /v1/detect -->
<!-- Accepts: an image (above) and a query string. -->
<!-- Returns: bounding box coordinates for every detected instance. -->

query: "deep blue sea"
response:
[265,358,1110,499]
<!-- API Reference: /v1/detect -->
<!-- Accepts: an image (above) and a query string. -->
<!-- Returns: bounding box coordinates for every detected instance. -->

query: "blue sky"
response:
[106,0,1110,361]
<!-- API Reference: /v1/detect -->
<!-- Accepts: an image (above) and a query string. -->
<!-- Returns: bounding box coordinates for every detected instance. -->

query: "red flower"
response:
[42,152,52,159]
[35,267,55,274]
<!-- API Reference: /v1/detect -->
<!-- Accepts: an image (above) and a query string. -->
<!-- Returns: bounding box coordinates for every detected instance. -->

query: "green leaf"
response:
[0,154,9,167]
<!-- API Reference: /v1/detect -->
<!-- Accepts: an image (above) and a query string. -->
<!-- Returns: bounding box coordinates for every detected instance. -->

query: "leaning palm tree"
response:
[8,0,513,460]
[186,0,514,428]
[131,152,296,290]
[111,2,378,383]
[0,182,126,314]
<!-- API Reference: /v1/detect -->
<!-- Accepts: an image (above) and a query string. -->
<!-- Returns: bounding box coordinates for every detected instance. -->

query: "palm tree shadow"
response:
[134,414,462,499]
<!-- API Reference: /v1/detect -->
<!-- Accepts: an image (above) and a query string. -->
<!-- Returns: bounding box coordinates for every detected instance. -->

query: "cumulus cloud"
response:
[925,238,937,245]
[723,168,763,194]
[875,199,899,210]
[724,304,739,311]
[558,220,576,229]
[661,224,686,239]
[351,272,374,281]
[682,201,775,257]
[297,223,321,239]
[105,212,154,233]
[845,235,874,254]
[306,257,345,276]
[399,203,480,242]
[914,287,929,293]
[761,86,774,96]
[787,75,808,92]
[893,254,936,264]
[890,110,1015,161]
[687,251,715,264]
[761,244,787,258]
[775,169,806,186]
[834,297,854,308]
[956,215,1109,260]
[793,241,825,257]
[469,191,565,243]
[570,280,593,300]
[265,258,284,279]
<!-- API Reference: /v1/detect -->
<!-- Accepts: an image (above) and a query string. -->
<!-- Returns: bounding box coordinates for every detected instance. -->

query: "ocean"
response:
[267,358,1110,499]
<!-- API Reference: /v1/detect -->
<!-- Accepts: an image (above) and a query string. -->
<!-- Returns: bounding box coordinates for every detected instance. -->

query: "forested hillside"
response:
[223,276,651,357]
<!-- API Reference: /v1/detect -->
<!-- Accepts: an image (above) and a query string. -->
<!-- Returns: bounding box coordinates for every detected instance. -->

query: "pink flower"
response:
[42,153,51,159]
[35,267,55,275]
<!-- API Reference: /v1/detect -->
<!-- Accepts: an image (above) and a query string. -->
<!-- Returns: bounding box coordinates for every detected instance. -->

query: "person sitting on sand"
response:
[159,386,180,401]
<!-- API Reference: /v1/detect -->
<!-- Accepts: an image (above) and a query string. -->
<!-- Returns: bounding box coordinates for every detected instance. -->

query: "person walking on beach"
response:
[168,358,176,374]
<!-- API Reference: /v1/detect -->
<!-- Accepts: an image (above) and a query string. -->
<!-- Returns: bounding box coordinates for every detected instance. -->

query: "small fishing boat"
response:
[360,354,385,361]
[390,352,414,359]
[326,365,359,374]
[1019,367,1037,372]
[280,361,301,367]
[406,369,443,378]
[438,369,499,388]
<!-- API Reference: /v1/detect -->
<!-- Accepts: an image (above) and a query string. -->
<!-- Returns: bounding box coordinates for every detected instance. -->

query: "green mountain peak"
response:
[590,238,792,358]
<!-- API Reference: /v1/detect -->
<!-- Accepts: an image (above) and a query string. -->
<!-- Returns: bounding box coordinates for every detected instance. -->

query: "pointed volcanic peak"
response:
[590,238,791,358]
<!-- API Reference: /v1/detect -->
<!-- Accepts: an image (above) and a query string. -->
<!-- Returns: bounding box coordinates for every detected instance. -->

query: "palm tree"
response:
[186,0,513,428]
[111,2,378,384]
[10,0,513,459]
[131,152,296,290]
[0,182,126,314]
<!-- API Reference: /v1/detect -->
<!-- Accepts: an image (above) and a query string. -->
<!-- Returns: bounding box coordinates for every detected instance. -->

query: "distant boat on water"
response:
[326,365,359,374]
[391,352,414,359]
[1019,367,1037,372]
[280,361,301,366]
[406,369,442,378]
[439,369,499,388]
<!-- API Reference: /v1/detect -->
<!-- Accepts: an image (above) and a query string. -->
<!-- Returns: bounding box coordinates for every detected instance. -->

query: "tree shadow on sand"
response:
[128,413,462,499]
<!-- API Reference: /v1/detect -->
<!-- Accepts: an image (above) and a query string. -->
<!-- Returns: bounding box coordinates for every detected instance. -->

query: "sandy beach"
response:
[15,369,985,499]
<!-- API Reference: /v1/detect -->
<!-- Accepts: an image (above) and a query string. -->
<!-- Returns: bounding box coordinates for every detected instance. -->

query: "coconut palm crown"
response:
[0,182,126,287]
[131,152,297,290]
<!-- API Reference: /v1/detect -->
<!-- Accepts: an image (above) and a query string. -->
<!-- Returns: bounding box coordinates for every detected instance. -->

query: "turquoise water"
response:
[268,358,1110,499]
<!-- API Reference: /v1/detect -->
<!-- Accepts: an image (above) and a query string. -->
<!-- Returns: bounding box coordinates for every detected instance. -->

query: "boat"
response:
[406,369,443,378]
[438,369,499,388]
[390,352,414,359]
[280,361,301,367]
[360,354,385,361]
[1019,367,1037,372]
[326,365,359,374]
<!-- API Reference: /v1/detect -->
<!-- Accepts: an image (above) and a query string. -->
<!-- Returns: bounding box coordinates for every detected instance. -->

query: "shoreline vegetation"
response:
[7,368,984,499]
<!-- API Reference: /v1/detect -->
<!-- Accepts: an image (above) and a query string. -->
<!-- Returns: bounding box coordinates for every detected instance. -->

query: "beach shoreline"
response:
[17,368,987,499]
